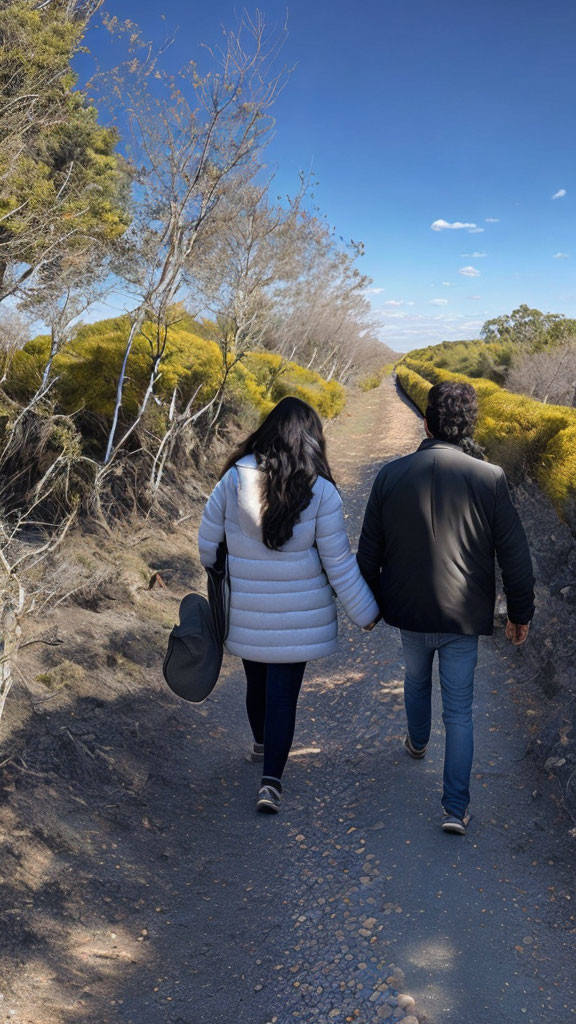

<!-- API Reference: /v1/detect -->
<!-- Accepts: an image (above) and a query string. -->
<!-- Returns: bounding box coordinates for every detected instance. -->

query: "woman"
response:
[198,397,379,814]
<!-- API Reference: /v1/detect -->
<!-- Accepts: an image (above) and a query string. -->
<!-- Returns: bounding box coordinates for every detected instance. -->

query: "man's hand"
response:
[505,619,530,646]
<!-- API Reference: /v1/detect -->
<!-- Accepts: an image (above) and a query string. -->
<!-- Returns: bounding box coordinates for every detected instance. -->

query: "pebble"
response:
[386,970,405,988]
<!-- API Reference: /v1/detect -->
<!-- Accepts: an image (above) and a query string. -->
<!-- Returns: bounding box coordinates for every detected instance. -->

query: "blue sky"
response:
[82,0,576,351]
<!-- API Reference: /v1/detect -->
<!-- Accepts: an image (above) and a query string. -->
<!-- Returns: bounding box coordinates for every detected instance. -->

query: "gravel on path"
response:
[4,378,574,1024]
[110,379,575,1024]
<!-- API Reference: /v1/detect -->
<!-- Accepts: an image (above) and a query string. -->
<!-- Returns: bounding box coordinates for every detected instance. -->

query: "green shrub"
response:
[4,321,346,456]
[404,339,514,384]
[538,425,576,527]
[243,352,345,418]
[396,365,431,413]
[358,364,395,392]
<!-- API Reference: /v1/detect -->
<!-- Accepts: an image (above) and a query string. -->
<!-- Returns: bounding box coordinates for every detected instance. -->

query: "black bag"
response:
[163,542,229,703]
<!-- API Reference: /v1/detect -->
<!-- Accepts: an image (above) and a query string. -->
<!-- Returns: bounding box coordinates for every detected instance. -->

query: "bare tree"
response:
[0,307,31,384]
[192,179,309,360]
[264,219,380,383]
[506,341,576,407]
[19,258,108,398]
[99,12,289,466]
[0,413,80,729]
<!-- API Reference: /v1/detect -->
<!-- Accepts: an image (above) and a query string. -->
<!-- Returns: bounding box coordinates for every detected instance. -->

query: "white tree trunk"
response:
[104,310,146,464]
[0,585,23,731]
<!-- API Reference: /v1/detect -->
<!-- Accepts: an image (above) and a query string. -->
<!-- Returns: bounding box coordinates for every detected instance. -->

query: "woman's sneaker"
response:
[251,742,265,762]
[256,785,281,814]
[441,811,470,835]
[404,734,427,759]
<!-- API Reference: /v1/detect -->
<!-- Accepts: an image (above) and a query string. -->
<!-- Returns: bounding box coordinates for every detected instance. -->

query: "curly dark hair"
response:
[426,381,482,457]
[220,396,336,550]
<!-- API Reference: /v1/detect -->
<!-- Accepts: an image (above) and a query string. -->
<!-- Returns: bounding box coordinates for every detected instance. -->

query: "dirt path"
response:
[2,379,575,1024]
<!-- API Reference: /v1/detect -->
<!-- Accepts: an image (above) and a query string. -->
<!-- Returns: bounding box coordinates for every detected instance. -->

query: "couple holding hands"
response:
[198,382,534,835]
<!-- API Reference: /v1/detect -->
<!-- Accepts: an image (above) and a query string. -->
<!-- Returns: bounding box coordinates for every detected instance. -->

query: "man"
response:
[357,380,535,835]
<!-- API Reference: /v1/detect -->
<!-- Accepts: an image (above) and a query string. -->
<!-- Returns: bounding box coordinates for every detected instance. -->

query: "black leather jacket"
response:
[357,439,535,636]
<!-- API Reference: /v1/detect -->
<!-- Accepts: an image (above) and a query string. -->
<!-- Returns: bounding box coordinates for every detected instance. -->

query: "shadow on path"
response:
[0,379,574,1024]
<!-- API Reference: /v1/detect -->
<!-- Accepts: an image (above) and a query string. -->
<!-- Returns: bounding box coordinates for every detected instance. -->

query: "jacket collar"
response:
[235,454,259,469]
[417,438,463,453]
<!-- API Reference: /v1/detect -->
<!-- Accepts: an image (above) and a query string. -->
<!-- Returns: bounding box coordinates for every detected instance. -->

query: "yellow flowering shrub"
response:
[243,352,346,418]
[395,365,431,413]
[397,355,576,523]
[4,320,346,444]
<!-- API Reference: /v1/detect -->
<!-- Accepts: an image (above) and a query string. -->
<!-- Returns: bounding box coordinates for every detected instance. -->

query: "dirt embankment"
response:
[0,437,219,1021]
[506,482,576,821]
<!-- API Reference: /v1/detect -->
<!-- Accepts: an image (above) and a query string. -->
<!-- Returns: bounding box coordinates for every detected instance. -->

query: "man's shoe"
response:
[256,785,281,814]
[441,811,470,835]
[251,742,265,762]
[404,734,427,759]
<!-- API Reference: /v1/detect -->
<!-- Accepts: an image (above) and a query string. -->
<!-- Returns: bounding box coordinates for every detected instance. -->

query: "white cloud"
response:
[468,295,482,300]
[430,298,448,306]
[375,309,484,351]
[405,301,415,306]
[459,265,481,277]
[553,252,569,259]
[441,281,452,287]
[552,189,567,200]
[430,219,477,232]
[468,227,485,234]
[364,287,385,294]
[460,251,487,258]
[485,217,499,222]
[384,299,404,306]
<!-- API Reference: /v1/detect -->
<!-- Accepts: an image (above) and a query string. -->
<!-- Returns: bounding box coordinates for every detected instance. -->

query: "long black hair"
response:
[220,397,336,549]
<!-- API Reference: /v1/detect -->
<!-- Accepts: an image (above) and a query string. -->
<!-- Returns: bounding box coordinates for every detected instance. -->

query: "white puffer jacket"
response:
[198,455,379,663]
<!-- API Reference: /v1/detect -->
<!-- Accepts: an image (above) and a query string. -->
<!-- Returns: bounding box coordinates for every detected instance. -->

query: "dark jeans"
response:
[242,660,307,785]
[400,631,479,818]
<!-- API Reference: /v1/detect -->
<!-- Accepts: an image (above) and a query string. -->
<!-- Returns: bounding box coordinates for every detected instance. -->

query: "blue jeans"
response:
[400,631,479,818]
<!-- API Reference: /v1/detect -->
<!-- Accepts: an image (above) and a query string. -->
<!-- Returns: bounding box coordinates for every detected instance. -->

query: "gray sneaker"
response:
[441,811,470,835]
[251,742,265,762]
[404,734,427,759]
[257,784,281,814]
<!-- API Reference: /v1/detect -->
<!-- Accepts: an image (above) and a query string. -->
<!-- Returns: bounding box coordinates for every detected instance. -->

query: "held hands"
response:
[505,619,530,646]
[363,612,383,632]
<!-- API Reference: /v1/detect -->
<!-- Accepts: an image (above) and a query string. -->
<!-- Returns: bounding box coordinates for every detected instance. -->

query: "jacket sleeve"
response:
[315,480,380,627]
[198,472,232,568]
[493,470,535,624]
[356,473,385,600]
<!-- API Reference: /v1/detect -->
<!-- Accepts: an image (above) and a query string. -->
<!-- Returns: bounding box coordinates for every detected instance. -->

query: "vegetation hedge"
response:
[242,352,345,418]
[396,357,576,528]
[358,363,395,392]
[406,340,515,384]
[4,318,345,453]
[395,365,431,413]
